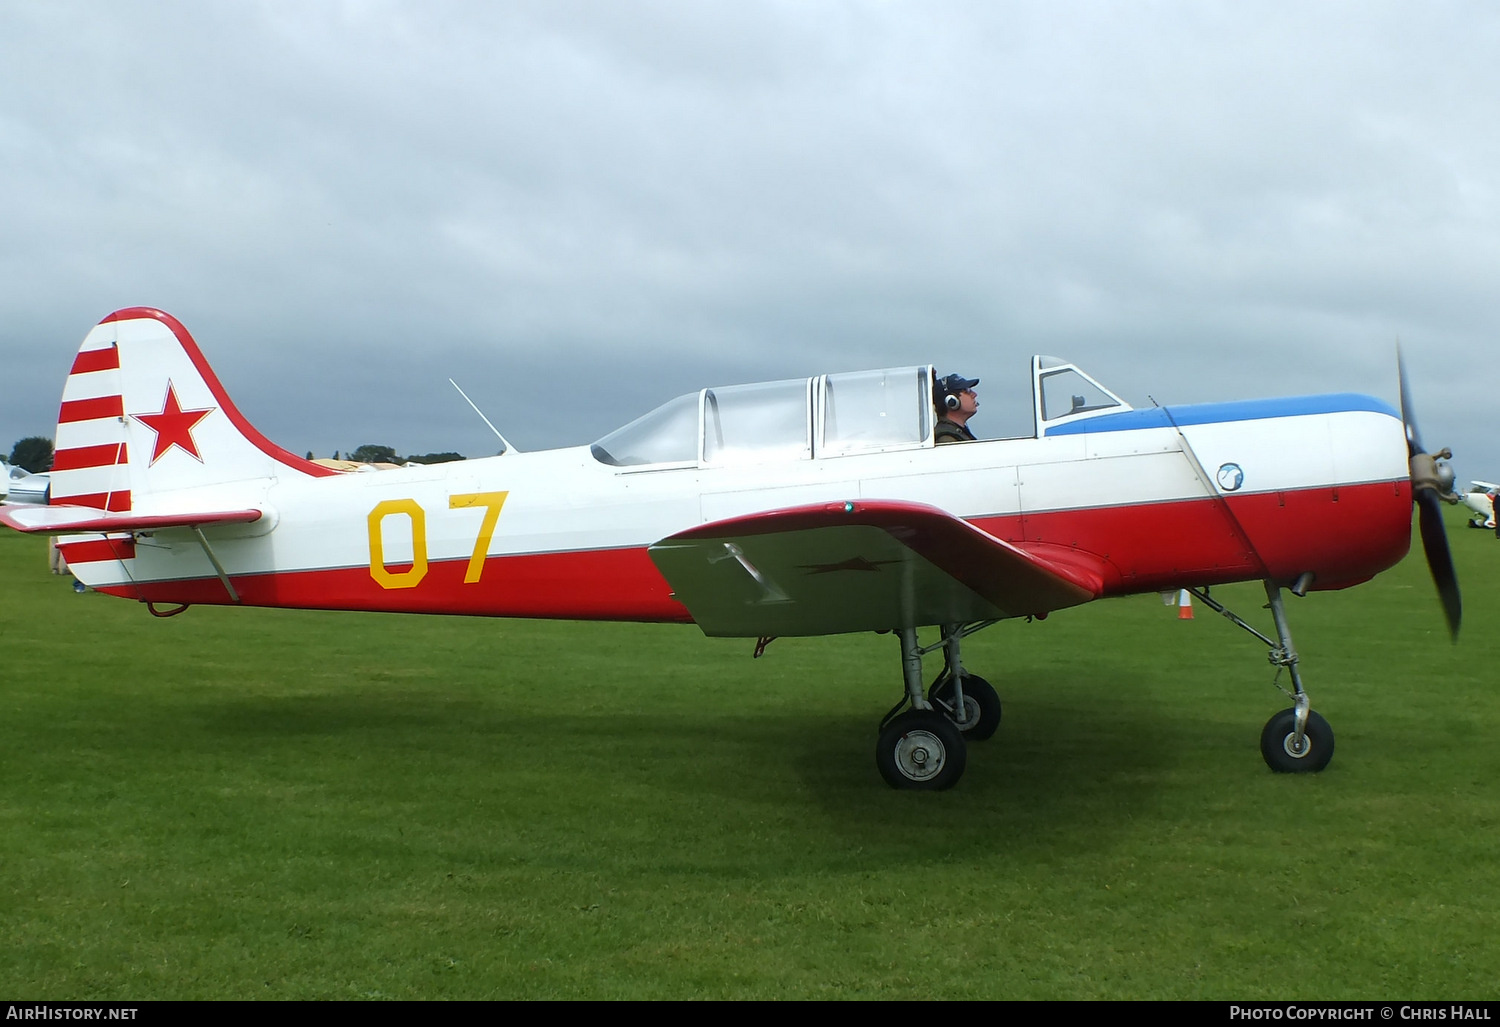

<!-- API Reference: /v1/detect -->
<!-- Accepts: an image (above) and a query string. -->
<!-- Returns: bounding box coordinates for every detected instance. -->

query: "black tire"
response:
[1260,708,1335,773]
[929,673,1002,741]
[875,711,967,790]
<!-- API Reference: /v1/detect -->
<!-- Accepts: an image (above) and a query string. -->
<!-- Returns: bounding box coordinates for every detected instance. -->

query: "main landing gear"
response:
[1187,578,1335,774]
[875,622,1002,790]
[874,578,1333,788]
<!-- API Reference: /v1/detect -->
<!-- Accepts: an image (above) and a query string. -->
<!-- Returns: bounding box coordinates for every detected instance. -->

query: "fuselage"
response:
[66,392,1413,629]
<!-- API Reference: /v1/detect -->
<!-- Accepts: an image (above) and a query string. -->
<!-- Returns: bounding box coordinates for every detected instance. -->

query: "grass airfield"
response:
[1,512,1497,1000]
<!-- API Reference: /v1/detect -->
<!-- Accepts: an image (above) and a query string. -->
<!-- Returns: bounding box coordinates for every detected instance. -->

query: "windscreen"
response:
[1039,368,1123,421]
[590,392,700,466]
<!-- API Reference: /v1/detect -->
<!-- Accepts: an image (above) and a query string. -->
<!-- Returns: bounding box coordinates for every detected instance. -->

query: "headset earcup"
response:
[945,393,960,410]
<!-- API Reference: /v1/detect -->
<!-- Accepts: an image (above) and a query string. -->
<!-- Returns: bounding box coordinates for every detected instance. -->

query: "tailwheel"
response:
[930,673,1002,740]
[1260,708,1335,773]
[876,711,967,790]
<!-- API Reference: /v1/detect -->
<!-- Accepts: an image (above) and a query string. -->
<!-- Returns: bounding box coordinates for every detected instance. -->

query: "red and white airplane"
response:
[0,308,1462,789]
[1461,481,1499,530]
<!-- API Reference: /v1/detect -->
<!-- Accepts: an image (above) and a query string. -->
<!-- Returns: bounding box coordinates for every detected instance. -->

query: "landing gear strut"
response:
[1188,579,1335,773]
[875,622,1001,789]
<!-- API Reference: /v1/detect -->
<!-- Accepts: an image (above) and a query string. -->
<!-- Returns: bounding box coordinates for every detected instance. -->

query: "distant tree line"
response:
[319,445,465,466]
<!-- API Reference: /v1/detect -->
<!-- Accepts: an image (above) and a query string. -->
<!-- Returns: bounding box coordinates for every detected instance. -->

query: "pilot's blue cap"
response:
[936,373,979,396]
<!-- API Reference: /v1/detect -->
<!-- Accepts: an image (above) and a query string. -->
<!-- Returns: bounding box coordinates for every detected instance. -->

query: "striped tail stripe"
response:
[58,395,124,423]
[69,347,121,375]
[54,337,127,510]
[52,443,128,472]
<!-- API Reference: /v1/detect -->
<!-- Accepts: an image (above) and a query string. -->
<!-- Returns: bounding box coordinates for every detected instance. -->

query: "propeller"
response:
[1398,346,1462,640]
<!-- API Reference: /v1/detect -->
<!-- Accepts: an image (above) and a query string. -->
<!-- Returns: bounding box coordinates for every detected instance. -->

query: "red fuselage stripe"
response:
[103,544,693,622]
[970,479,1410,593]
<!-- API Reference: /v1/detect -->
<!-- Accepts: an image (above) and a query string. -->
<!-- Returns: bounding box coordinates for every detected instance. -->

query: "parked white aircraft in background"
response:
[0,460,50,505]
[1461,481,1498,529]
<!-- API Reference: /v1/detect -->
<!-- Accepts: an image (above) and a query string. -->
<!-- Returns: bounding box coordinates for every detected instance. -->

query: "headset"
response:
[935,373,976,412]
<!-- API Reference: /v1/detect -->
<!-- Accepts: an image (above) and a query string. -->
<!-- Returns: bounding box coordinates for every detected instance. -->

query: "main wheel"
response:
[929,674,1002,741]
[1260,708,1335,773]
[875,711,967,790]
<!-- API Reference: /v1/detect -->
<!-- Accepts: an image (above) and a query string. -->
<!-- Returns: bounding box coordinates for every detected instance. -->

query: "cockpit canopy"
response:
[592,366,935,468]
[590,358,1130,468]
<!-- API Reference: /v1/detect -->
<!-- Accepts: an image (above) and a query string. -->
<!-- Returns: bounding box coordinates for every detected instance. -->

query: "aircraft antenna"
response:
[449,379,520,455]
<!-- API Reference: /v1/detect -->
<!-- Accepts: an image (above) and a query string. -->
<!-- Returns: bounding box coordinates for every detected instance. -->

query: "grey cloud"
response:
[1,1,1495,476]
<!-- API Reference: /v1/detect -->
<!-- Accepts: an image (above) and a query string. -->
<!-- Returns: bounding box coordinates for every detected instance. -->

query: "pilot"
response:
[934,373,980,444]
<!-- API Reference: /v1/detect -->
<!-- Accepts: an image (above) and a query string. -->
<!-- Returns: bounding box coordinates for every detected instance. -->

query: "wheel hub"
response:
[895,730,946,781]
[956,697,980,729]
[934,695,978,729]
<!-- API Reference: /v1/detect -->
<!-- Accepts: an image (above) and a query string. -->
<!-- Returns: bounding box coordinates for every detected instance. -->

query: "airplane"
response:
[0,308,1463,790]
[1460,481,1498,530]
[0,460,50,506]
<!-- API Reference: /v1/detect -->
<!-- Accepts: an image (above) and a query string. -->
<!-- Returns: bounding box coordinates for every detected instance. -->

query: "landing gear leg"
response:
[929,623,1002,740]
[1259,582,1334,772]
[1188,581,1336,773]
[874,628,967,790]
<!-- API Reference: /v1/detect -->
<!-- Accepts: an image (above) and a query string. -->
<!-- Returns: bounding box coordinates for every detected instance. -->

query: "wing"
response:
[648,500,1109,637]
[0,502,263,534]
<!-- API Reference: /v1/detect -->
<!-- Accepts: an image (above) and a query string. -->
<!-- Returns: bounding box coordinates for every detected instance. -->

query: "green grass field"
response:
[2,513,1497,999]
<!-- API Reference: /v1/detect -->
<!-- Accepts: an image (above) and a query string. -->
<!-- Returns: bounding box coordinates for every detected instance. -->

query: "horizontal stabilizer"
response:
[649,500,1106,637]
[0,502,262,535]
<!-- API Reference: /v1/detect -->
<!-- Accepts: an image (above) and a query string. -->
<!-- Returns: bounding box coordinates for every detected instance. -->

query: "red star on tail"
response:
[132,383,215,465]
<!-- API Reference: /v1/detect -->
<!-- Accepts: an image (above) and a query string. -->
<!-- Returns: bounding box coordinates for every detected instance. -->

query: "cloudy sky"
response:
[3,1,1497,479]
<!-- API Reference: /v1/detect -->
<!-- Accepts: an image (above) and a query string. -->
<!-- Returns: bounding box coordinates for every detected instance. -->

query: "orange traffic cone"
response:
[1177,589,1194,620]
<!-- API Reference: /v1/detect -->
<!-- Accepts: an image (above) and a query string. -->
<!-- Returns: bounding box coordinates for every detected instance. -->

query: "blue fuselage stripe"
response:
[1044,393,1399,436]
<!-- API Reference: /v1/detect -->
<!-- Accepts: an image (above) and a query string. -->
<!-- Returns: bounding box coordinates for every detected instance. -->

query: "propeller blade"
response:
[1397,343,1423,458]
[1400,343,1461,640]
[1415,488,1462,641]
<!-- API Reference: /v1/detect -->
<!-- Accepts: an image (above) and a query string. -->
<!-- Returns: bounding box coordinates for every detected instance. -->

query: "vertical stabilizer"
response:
[50,308,336,513]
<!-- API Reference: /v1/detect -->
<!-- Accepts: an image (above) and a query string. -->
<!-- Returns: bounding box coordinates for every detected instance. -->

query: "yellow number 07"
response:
[367,492,509,590]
